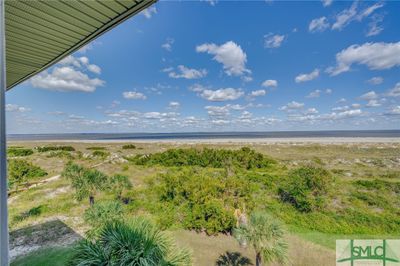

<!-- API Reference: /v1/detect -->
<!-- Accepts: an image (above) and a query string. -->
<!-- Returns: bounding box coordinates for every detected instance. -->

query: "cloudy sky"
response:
[6,0,400,134]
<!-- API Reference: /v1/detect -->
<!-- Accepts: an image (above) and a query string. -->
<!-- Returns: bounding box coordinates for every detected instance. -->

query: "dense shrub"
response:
[278,166,333,212]
[130,147,275,170]
[7,147,34,157]
[7,159,47,189]
[122,144,136,149]
[91,150,110,159]
[149,168,254,234]
[37,145,75,152]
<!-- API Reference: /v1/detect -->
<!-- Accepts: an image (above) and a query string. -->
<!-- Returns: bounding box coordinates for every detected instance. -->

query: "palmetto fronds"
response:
[70,218,192,266]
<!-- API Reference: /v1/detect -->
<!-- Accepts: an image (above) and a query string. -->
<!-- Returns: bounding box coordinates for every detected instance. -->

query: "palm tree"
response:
[70,217,192,266]
[62,162,108,206]
[234,212,288,266]
[109,174,132,201]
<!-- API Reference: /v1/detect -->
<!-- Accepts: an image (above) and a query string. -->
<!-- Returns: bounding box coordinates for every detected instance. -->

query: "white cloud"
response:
[280,101,304,111]
[123,91,147,100]
[358,2,384,20]
[306,89,321,98]
[322,0,333,7]
[211,119,230,126]
[249,90,266,97]
[309,17,329,33]
[262,79,278,88]
[199,88,244,102]
[385,106,400,115]
[305,108,319,114]
[6,104,31,113]
[327,42,400,76]
[325,89,333,94]
[295,69,319,83]
[366,99,381,107]
[161,38,174,51]
[332,1,358,30]
[366,14,384,37]
[167,65,207,79]
[386,82,400,97]
[359,91,378,101]
[31,55,104,92]
[264,33,285,48]
[337,98,347,103]
[203,0,217,6]
[87,64,101,74]
[332,109,363,119]
[205,105,231,118]
[189,83,208,93]
[31,66,104,92]
[367,76,383,85]
[141,6,157,19]
[331,2,384,31]
[168,101,180,109]
[196,41,251,76]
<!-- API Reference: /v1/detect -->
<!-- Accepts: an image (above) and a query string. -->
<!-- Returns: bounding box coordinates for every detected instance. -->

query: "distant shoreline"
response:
[8,137,400,144]
[7,130,400,143]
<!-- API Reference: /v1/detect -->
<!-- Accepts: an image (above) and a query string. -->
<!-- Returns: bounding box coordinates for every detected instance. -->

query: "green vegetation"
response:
[84,201,124,238]
[122,144,136,149]
[61,162,108,206]
[11,247,74,266]
[278,166,333,212]
[13,205,47,223]
[234,212,287,266]
[70,218,192,266]
[91,150,110,159]
[129,147,276,169]
[7,147,34,157]
[142,168,253,235]
[7,159,47,190]
[8,143,400,265]
[109,174,132,200]
[37,145,75,152]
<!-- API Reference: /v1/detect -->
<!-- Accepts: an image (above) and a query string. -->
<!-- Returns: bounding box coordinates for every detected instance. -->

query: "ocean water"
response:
[7,130,400,141]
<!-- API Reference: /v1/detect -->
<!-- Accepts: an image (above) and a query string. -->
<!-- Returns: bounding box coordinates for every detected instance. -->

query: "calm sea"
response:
[7,130,400,141]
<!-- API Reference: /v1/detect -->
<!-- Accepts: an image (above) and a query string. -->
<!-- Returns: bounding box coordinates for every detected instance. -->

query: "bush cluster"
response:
[149,168,254,235]
[8,159,47,189]
[278,166,333,212]
[122,144,136,149]
[130,147,275,170]
[37,145,75,152]
[91,150,110,159]
[7,147,34,157]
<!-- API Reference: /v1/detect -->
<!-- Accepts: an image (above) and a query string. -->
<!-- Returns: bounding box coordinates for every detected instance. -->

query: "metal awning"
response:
[5,0,156,90]
[0,1,156,264]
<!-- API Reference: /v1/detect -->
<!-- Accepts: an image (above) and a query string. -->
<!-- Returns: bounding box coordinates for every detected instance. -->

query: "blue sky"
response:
[6,0,400,133]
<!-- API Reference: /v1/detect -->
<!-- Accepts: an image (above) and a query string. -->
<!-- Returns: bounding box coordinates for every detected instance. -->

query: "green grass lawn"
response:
[11,247,74,266]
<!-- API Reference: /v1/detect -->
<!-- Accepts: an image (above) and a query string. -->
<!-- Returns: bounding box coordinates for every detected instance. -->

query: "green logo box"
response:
[337,239,400,266]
